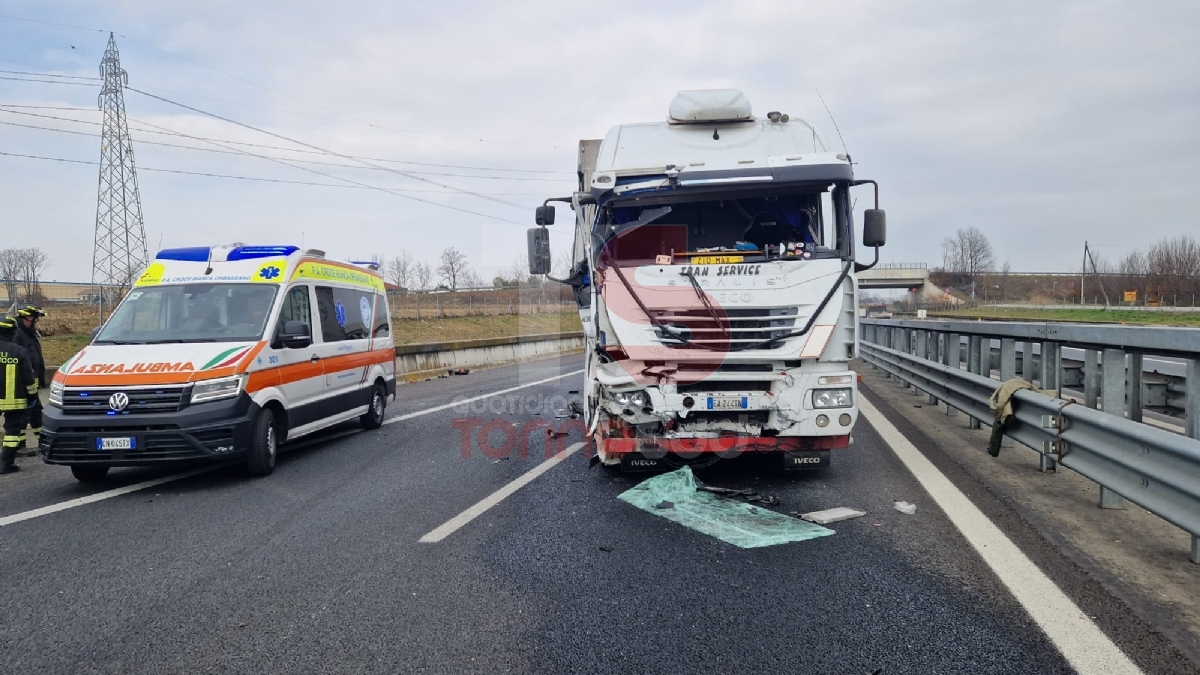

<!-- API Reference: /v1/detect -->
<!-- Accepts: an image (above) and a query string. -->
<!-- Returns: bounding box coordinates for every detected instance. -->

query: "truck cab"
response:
[530,90,886,471]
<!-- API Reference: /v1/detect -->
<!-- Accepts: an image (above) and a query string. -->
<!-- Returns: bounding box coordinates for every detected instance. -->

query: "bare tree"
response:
[413,260,433,291]
[437,247,471,290]
[941,227,995,280]
[387,252,414,291]
[460,267,484,290]
[0,249,20,303]
[552,249,573,280]
[19,248,50,301]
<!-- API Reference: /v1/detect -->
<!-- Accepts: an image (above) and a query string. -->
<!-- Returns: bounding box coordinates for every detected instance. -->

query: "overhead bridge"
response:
[856,263,958,303]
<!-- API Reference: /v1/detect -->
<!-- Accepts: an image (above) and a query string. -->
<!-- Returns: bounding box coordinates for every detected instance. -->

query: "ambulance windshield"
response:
[94,284,278,344]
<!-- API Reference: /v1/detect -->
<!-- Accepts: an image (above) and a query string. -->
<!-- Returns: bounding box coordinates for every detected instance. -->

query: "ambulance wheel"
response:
[246,408,278,477]
[360,383,386,430]
[71,465,109,483]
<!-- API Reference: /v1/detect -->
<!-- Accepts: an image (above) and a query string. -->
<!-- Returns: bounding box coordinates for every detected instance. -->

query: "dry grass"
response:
[39,307,583,366]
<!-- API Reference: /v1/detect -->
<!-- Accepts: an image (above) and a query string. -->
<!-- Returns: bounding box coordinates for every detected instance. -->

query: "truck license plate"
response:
[690,255,744,265]
[96,437,135,451]
[707,396,748,410]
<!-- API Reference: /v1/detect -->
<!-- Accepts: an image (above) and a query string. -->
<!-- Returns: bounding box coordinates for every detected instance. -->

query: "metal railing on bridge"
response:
[858,317,1200,563]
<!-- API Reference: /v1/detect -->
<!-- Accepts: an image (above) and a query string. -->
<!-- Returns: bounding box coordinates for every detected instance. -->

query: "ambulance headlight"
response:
[49,381,64,408]
[191,375,244,404]
[812,388,852,409]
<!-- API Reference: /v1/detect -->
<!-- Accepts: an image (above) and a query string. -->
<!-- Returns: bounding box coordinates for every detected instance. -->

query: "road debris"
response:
[894,501,917,515]
[696,484,781,507]
[800,507,867,525]
[617,466,834,548]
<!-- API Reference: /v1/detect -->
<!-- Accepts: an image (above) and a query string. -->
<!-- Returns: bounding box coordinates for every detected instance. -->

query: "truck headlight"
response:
[812,388,852,409]
[614,390,649,407]
[191,375,244,404]
[48,381,64,408]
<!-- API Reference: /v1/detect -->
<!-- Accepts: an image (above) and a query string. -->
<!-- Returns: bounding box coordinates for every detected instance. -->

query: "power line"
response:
[126,86,537,209]
[0,149,545,196]
[0,69,99,80]
[0,75,96,86]
[128,114,532,225]
[0,110,572,179]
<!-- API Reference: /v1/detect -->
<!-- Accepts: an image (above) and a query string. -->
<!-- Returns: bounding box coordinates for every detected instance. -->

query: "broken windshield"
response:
[595,184,853,265]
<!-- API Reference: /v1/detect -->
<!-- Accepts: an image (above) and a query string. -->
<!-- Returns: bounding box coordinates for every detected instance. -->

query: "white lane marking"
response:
[0,465,227,528]
[1,369,583,528]
[860,398,1142,675]
[419,442,583,543]
[383,369,583,426]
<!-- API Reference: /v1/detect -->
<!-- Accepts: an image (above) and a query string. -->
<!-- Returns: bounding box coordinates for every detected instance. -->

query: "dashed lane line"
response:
[0,369,583,528]
[419,442,584,543]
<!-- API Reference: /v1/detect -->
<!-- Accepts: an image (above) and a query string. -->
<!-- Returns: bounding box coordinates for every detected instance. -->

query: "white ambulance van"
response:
[41,244,397,482]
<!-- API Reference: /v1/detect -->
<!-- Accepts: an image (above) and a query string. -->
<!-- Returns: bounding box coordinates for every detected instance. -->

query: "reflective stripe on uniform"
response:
[2,435,23,448]
[4,363,14,403]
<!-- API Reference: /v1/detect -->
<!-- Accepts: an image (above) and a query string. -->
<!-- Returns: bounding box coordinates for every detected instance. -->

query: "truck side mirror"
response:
[528,227,552,275]
[278,320,312,349]
[535,205,556,226]
[89,325,102,340]
[863,209,886,247]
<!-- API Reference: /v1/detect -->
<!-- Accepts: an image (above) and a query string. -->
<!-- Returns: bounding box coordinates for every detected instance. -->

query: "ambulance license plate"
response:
[690,255,743,265]
[707,396,748,410]
[96,437,135,451]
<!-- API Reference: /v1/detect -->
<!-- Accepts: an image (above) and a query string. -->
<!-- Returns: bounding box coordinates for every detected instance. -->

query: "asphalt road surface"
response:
[0,354,1189,674]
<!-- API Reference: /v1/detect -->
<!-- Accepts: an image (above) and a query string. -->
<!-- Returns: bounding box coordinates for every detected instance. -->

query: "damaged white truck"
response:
[529,89,886,472]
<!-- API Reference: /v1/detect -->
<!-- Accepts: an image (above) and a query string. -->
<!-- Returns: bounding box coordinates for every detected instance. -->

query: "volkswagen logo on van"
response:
[108,392,130,412]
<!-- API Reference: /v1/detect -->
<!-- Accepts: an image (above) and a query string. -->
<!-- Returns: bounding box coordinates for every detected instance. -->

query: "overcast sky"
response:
[2,1,1197,283]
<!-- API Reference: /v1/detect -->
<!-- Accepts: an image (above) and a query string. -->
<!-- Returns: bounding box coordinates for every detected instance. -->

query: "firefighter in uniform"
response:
[12,304,46,455]
[0,317,38,474]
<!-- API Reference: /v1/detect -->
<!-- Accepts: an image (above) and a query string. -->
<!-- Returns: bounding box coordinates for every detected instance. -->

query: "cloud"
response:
[1,0,1197,281]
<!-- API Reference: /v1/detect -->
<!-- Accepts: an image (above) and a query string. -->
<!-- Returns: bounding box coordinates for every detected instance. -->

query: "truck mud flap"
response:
[783,450,830,470]
[620,454,667,473]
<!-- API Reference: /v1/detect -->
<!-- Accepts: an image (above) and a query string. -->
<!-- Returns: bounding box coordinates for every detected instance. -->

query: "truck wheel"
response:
[246,408,278,477]
[71,465,110,483]
[360,383,386,430]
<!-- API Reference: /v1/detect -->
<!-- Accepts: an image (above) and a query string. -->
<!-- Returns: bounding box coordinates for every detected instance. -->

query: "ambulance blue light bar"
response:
[155,247,211,262]
[227,245,299,261]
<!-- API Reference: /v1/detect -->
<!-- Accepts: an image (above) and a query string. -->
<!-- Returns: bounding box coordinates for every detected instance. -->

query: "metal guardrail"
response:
[859,318,1200,563]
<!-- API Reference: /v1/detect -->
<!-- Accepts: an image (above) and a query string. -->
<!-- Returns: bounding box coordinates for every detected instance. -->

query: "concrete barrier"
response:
[393,332,585,382]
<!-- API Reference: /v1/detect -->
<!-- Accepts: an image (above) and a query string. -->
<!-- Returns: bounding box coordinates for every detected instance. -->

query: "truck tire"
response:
[246,408,278,477]
[360,383,386,430]
[71,465,110,483]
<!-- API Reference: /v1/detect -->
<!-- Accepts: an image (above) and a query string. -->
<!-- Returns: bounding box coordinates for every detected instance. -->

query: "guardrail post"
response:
[928,334,940,405]
[1191,535,1199,565]
[1040,342,1060,394]
[1099,348,1127,509]
[914,331,928,396]
[1084,350,1099,409]
[1022,341,1036,382]
[1000,339,1016,380]
[901,329,913,388]
[1187,358,1200,441]
[968,336,983,429]
[1127,353,1144,424]
[944,333,959,416]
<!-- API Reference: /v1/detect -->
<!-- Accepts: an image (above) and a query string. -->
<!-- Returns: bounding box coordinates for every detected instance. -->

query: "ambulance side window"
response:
[314,286,344,343]
[373,293,390,338]
[278,286,312,331]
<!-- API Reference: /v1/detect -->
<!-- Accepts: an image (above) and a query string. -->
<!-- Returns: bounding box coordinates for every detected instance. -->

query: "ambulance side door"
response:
[272,284,325,428]
[312,284,370,419]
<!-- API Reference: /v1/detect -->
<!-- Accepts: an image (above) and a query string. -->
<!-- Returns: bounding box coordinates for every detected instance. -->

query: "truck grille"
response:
[650,307,799,350]
[61,386,189,416]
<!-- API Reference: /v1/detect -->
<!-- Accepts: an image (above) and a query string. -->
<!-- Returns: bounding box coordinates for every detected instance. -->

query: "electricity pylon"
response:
[92,32,148,316]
